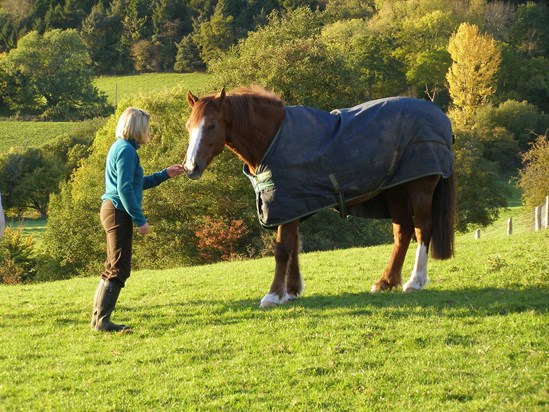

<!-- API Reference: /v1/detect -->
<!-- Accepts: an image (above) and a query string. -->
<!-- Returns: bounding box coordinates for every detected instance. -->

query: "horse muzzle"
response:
[184,163,203,180]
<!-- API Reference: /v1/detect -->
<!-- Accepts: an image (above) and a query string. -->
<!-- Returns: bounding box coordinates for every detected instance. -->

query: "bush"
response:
[0,227,36,284]
[453,130,508,231]
[475,100,549,152]
[518,134,549,209]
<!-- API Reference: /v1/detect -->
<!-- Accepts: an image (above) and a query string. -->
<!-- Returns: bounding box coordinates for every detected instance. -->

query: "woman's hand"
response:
[138,223,150,235]
[167,164,185,178]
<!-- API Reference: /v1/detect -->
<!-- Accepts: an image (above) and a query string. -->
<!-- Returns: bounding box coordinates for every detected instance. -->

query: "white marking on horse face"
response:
[403,242,429,292]
[185,117,205,171]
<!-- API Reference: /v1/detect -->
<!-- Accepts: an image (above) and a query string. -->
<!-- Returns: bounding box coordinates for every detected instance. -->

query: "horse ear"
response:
[215,88,226,106]
[187,91,199,107]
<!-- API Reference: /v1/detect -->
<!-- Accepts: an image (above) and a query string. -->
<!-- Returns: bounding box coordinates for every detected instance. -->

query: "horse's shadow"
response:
[131,287,548,329]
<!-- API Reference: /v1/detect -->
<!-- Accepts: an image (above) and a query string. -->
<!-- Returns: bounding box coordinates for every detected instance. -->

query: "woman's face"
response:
[140,123,151,145]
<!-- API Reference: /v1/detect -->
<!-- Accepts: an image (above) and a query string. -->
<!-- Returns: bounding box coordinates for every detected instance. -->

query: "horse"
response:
[183,86,455,308]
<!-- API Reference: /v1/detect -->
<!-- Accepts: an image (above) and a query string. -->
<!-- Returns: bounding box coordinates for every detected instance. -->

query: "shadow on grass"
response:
[127,286,548,330]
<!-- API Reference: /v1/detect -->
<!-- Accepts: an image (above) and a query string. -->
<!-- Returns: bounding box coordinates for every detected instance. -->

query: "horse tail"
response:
[430,173,455,260]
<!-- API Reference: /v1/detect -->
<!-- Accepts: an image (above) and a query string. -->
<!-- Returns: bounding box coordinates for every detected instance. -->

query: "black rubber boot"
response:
[93,279,132,332]
[90,279,104,330]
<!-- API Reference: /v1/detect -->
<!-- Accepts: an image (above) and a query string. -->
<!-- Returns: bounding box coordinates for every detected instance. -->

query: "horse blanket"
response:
[244,97,454,229]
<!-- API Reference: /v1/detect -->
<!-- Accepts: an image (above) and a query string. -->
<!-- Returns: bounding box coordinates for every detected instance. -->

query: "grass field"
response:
[1,227,547,410]
[0,73,212,154]
[94,72,213,106]
[0,121,91,153]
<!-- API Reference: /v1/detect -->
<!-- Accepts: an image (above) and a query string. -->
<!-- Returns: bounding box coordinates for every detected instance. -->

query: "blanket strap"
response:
[329,174,347,219]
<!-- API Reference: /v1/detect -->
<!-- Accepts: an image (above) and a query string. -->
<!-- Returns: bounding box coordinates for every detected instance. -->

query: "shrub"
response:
[0,227,36,284]
[195,215,249,262]
[518,134,549,209]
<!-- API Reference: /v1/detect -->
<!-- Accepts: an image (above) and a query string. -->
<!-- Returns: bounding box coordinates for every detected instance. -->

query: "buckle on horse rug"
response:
[329,174,347,219]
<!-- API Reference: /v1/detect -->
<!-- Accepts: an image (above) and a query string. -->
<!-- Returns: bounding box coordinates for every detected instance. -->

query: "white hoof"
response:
[403,276,429,293]
[259,292,289,308]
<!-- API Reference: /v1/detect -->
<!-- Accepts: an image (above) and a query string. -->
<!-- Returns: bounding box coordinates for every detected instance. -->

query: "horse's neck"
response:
[225,103,285,175]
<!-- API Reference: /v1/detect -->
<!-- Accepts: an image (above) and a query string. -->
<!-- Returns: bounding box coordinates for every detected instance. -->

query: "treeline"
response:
[1,0,302,74]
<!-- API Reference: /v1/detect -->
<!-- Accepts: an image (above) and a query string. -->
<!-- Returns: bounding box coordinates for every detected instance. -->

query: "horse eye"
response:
[207,123,216,130]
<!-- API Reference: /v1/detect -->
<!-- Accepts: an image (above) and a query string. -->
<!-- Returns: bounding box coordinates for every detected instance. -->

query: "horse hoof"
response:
[370,281,395,293]
[403,282,422,293]
[370,284,381,293]
[259,292,288,308]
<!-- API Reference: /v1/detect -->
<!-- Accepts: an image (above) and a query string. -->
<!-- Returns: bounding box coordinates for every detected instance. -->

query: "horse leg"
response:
[371,187,414,293]
[285,231,304,300]
[403,176,440,292]
[260,220,299,308]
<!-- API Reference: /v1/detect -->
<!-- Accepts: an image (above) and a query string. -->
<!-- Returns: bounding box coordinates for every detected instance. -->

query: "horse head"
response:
[184,88,227,179]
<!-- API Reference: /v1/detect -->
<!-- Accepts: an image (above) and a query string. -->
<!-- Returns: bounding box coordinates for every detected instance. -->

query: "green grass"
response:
[7,218,47,243]
[0,73,211,153]
[0,121,87,153]
[94,72,213,106]
[1,229,547,411]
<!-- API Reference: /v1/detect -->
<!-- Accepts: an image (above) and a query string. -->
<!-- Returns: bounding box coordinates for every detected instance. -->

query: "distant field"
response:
[94,72,213,105]
[0,73,212,153]
[0,121,87,153]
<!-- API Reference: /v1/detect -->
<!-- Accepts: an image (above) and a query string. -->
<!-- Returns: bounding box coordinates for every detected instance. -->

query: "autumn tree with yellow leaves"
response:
[446,22,501,125]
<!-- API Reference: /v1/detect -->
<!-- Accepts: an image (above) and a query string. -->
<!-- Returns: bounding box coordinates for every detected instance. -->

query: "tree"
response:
[0,29,112,119]
[497,3,549,112]
[80,1,133,74]
[0,148,64,218]
[518,134,549,210]
[453,130,507,231]
[192,4,235,66]
[446,22,501,124]
[174,34,205,72]
[475,100,549,151]
[0,228,36,284]
[211,7,357,109]
[321,18,406,101]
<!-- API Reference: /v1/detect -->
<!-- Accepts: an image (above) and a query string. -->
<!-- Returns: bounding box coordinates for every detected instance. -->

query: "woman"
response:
[91,107,184,332]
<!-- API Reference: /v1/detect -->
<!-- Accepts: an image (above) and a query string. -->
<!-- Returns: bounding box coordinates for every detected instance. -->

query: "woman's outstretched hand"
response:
[167,164,185,178]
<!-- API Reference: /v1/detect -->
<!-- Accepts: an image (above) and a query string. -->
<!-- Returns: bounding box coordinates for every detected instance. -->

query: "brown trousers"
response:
[100,200,133,288]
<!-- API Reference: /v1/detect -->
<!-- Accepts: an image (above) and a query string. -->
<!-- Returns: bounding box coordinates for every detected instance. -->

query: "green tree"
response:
[174,34,205,72]
[0,227,36,284]
[0,29,112,119]
[497,3,549,111]
[446,22,501,125]
[475,100,549,151]
[192,4,235,66]
[321,18,406,101]
[80,0,133,74]
[518,134,549,210]
[0,148,64,218]
[211,7,356,109]
[453,130,507,231]
[39,90,260,280]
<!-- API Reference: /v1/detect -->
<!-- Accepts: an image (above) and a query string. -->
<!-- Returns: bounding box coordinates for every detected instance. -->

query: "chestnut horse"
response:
[184,87,455,308]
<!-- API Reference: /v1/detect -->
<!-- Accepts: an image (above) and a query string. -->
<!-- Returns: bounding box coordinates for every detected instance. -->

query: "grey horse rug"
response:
[244,97,454,229]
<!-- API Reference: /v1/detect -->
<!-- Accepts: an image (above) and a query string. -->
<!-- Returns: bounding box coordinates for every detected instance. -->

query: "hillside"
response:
[1,229,547,410]
[94,72,213,106]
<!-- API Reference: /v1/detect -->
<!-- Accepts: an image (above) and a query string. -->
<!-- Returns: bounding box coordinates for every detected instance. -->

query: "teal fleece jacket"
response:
[101,138,169,227]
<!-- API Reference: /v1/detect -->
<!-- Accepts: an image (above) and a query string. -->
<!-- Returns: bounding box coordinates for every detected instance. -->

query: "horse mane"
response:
[225,86,285,135]
[189,86,284,136]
